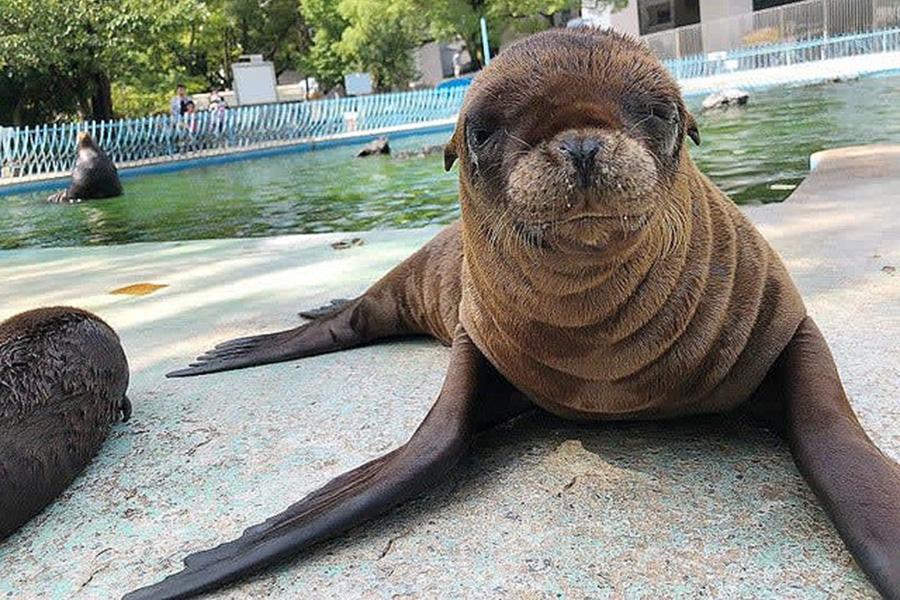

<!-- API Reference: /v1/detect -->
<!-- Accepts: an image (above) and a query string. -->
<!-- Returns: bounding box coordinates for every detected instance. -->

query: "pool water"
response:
[2,75,899,250]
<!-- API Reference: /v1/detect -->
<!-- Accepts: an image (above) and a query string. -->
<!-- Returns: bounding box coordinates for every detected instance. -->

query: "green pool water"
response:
[2,75,899,250]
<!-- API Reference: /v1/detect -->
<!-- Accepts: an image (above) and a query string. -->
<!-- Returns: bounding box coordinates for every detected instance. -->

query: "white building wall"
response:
[609,2,641,36]
[698,0,753,21]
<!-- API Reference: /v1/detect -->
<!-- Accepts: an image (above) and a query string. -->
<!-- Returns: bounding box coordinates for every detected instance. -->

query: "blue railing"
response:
[0,87,467,179]
[2,27,899,182]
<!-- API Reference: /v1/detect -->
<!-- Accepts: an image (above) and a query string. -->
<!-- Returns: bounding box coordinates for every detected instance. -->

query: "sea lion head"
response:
[77,131,93,147]
[445,28,700,255]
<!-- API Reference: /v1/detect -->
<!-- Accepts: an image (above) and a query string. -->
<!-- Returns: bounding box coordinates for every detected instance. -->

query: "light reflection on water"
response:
[2,75,898,250]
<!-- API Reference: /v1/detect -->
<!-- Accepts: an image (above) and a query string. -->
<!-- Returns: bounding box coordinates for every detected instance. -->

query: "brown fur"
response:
[0,307,130,539]
[439,29,806,419]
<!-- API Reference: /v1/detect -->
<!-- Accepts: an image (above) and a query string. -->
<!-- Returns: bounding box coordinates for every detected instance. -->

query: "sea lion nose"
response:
[559,137,602,187]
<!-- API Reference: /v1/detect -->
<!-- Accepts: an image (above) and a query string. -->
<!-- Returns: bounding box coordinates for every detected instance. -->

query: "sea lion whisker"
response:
[505,130,532,149]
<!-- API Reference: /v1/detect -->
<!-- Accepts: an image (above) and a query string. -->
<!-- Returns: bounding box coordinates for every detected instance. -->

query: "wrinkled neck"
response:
[460,170,703,329]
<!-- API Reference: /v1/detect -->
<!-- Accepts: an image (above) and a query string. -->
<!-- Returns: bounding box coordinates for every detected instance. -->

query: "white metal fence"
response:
[644,0,900,59]
[0,88,466,180]
[663,26,900,79]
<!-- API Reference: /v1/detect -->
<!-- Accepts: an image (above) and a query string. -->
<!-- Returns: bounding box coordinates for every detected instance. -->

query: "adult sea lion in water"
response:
[0,307,130,539]
[46,131,122,203]
[127,29,899,599]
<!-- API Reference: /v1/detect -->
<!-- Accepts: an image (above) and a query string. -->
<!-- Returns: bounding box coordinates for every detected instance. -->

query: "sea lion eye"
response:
[647,103,678,124]
[464,116,500,170]
[466,122,495,148]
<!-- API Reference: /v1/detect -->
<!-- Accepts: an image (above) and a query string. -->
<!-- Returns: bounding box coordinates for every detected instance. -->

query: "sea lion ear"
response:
[443,125,461,171]
[443,143,458,172]
[685,112,701,146]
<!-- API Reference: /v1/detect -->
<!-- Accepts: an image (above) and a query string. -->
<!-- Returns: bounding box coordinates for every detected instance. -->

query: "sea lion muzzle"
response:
[558,135,602,188]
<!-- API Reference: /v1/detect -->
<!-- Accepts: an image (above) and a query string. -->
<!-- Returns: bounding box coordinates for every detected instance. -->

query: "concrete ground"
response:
[0,145,897,599]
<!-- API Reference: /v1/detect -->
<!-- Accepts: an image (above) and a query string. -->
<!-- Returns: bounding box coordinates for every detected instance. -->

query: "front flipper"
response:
[168,297,391,378]
[126,327,529,600]
[775,317,900,598]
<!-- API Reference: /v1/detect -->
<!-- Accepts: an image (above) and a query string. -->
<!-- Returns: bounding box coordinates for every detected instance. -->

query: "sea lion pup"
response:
[127,29,899,600]
[0,307,130,540]
[46,132,123,203]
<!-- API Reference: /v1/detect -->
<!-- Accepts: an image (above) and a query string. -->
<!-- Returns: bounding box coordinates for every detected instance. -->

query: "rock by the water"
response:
[701,89,750,111]
[356,137,390,157]
[331,237,365,250]
[393,144,445,161]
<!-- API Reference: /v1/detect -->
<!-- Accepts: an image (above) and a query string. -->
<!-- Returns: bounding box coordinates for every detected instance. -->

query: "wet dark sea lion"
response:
[126,29,900,599]
[0,307,130,539]
[46,132,123,203]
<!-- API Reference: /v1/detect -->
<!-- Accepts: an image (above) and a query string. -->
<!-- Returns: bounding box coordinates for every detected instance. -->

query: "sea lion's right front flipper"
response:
[776,317,900,598]
[167,296,391,378]
[126,326,530,600]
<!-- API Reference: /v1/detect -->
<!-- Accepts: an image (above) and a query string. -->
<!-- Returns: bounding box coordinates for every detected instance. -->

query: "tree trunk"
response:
[90,71,114,121]
[12,93,26,127]
[465,32,483,70]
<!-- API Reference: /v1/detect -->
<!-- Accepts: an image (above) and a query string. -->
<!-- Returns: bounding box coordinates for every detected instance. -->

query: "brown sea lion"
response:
[0,307,130,539]
[126,29,899,599]
[46,132,123,203]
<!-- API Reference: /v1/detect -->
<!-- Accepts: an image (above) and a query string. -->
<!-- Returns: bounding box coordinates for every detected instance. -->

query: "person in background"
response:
[208,88,225,111]
[182,100,197,131]
[452,51,462,78]
[170,84,191,119]
[208,87,228,139]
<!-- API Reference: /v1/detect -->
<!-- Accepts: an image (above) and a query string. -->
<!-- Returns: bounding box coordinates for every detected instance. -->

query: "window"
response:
[753,0,805,10]
[639,0,675,34]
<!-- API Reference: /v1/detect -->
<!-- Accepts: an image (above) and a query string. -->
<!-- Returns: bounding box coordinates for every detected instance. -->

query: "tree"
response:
[0,0,196,124]
[0,0,630,124]
[337,0,425,90]
[419,0,627,68]
[299,0,351,91]
[222,0,310,78]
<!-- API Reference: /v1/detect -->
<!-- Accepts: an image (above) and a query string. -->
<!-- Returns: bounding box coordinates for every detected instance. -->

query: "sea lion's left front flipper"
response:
[124,326,529,600]
[776,317,900,598]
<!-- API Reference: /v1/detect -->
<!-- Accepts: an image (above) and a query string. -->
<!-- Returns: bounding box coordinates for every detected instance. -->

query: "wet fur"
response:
[0,307,130,539]
[47,132,122,203]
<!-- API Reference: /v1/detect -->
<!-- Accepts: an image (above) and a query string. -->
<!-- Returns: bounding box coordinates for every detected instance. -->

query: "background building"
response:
[588,0,895,59]
[606,0,810,38]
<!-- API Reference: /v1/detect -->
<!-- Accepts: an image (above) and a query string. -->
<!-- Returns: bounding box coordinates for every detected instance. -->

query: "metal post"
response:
[480,17,492,66]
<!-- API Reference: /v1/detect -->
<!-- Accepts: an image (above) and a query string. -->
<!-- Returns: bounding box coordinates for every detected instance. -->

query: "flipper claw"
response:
[299,298,352,320]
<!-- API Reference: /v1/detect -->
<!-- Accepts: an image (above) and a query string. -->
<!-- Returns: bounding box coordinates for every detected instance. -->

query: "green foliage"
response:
[413,0,580,67]
[0,0,597,123]
[337,0,424,90]
[299,0,350,90]
[222,0,309,74]
[0,0,211,123]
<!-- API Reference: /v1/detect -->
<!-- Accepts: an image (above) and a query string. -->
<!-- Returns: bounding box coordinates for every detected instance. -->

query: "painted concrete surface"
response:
[0,145,898,599]
[678,51,900,96]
